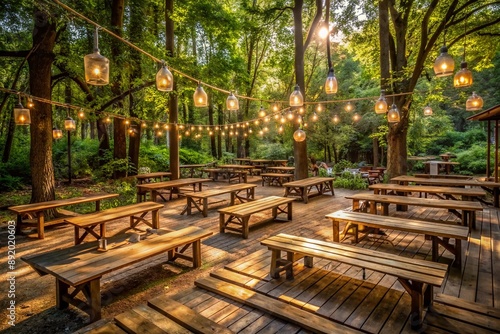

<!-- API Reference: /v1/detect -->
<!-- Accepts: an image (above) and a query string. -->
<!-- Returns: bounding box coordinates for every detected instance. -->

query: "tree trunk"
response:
[28,10,56,204]
[111,0,126,178]
[208,98,216,158]
[217,103,223,159]
[373,138,379,167]
[166,0,179,179]
[292,0,308,180]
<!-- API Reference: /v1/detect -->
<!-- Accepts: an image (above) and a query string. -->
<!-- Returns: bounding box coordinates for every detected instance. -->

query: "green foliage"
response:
[52,138,99,180]
[454,144,489,175]
[179,147,213,164]
[333,159,358,173]
[252,143,289,160]
[333,172,368,190]
[0,134,31,190]
[139,142,170,171]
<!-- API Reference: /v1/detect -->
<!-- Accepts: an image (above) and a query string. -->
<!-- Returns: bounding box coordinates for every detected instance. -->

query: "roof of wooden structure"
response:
[466,104,500,121]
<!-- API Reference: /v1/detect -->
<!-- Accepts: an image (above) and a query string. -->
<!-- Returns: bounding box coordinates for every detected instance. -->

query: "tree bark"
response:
[28,10,56,204]
[208,97,217,158]
[166,0,179,179]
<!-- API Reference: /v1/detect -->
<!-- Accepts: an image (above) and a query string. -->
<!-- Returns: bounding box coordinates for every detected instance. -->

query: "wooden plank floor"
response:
[6,176,500,333]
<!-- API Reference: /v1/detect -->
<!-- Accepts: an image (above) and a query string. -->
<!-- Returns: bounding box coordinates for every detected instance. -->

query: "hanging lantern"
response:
[423,105,433,116]
[453,61,473,88]
[27,97,34,108]
[466,92,483,111]
[64,117,76,131]
[344,102,354,112]
[258,105,266,117]
[13,96,31,125]
[332,114,340,124]
[352,113,361,122]
[293,129,306,142]
[387,104,400,123]
[84,27,110,85]
[433,44,454,77]
[374,91,388,114]
[226,92,239,110]
[193,83,208,107]
[52,127,63,140]
[289,84,303,106]
[156,61,173,91]
[325,68,338,94]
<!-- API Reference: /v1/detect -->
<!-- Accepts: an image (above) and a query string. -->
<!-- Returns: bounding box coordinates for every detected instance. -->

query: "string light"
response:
[387,104,400,123]
[344,102,354,112]
[325,68,338,94]
[78,109,85,118]
[332,114,340,124]
[375,90,388,114]
[423,105,433,116]
[293,129,306,142]
[352,113,361,122]
[226,92,239,110]
[27,97,35,108]
[289,85,303,106]
[156,60,173,91]
[193,83,208,107]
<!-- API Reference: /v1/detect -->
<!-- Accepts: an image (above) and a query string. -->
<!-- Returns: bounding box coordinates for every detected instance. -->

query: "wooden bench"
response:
[136,178,212,202]
[21,226,213,322]
[325,210,469,268]
[64,201,164,245]
[201,167,222,181]
[181,183,256,217]
[414,173,473,180]
[218,196,294,239]
[135,172,172,202]
[8,193,119,239]
[283,176,335,203]
[260,233,449,329]
[225,170,248,183]
[346,193,483,229]
[260,172,293,187]
[369,183,487,202]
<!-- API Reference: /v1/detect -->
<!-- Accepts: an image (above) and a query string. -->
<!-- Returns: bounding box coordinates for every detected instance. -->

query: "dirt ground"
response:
[1,177,346,333]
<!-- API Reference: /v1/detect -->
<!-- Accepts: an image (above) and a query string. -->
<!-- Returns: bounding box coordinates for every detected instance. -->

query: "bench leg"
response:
[202,198,208,217]
[219,213,226,234]
[399,279,424,329]
[431,236,439,262]
[242,216,250,239]
[88,279,102,322]
[332,220,340,242]
[152,209,160,229]
[270,249,281,279]
[287,202,292,220]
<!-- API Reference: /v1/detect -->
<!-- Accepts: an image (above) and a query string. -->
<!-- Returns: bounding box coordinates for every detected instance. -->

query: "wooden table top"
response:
[180,164,208,168]
[21,226,212,286]
[137,178,212,190]
[267,166,295,171]
[283,176,335,187]
[218,164,254,170]
[392,175,500,187]
[9,193,119,214]
[369,183,487,197]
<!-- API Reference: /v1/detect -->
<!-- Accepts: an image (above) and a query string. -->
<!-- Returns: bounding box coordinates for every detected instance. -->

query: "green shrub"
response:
[454,144,488,175]
[333,159,357,173]
[253,143,289,160]
[333,172,368,190]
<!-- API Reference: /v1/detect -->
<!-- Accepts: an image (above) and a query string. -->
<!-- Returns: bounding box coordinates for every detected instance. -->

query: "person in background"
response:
[309,155,328,176]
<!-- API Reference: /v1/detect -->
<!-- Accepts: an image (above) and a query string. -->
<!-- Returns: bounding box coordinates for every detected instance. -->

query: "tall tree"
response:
[28,9,57,203]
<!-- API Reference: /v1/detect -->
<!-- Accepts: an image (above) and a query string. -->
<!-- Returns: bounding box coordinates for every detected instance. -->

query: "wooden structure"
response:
[218,196,294,239]
[283,176,335,203]
[21,226,213,322]
[467,104,500,181]
[136,178,212,202]
[135,172,171,184]
[64,202,163,244]
[260,173,294,187]
[181,183,256,217]
[260,233,448,329]
[325,210,469,267]
[345,193,483,229]
[391,175,500,207]
[369,183,486,201]
[9,193,119,239]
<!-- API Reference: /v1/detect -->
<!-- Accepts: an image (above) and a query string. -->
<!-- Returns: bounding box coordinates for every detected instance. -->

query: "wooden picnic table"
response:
[265,166,295,174]
[179,164,209,178]
[424,160,460,174]
[283,176,335,203]
[135,172,171,184]
[9,193,119,239]
[271,159,288,167]
[218,164,255,180]
[369,183,487,201]
[21,226,213,322]
[392,175,500,207]
[136,178,212,202]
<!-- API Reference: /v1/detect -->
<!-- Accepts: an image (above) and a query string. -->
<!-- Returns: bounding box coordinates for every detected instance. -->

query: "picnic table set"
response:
[9,168,499,332]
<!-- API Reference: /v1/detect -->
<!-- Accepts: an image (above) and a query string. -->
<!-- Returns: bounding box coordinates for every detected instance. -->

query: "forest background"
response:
[0,0,499,205]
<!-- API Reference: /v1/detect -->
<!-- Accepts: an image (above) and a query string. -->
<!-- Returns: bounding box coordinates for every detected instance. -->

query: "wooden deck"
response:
[4,181,500,333]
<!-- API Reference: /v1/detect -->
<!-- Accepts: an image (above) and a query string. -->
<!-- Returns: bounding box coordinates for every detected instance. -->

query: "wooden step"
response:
[73,319,126,334]
[195,276,362,334]
[434,293,500,319]
[114,304,191,334]
[148,296,234,334]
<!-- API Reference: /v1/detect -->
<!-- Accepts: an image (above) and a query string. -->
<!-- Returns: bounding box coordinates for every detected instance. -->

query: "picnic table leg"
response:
[192,240,201,268]
[202,198,208,217]
[409,282,424,329]
[95,200,101,211]
[302,187,308,204]
[37,211,45,239]
[15,214,22,235]
[242,216,250,239]
[332,220,339,242]
[152,209,160,229]
[88,279,102,322]
[287,202,292,220]
[56,278,69,309]
[352,199,360,211]
[455,239,462,268]
[74,226,80,245]
[219,213,226,234]
[431,236,439,262]
[100,223,106,239]
[270,249,281,279]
